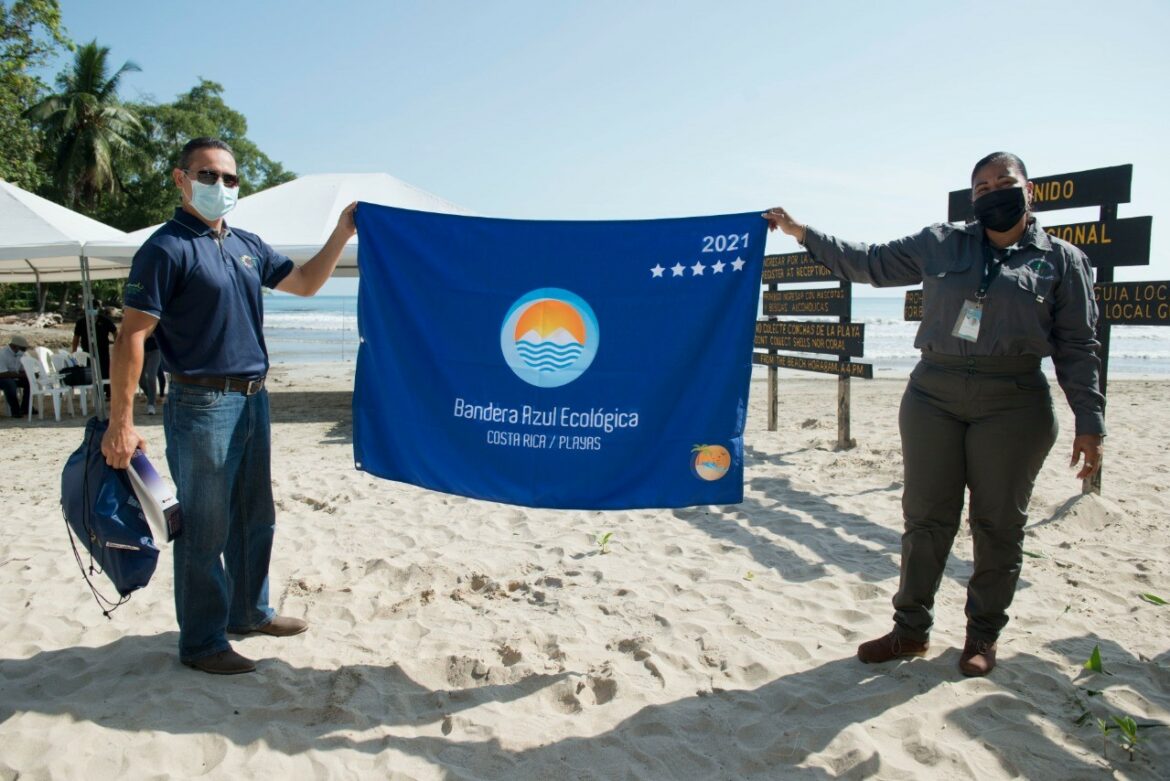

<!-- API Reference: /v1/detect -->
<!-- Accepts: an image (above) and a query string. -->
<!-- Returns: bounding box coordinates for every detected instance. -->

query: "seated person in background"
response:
[0,335,31,418]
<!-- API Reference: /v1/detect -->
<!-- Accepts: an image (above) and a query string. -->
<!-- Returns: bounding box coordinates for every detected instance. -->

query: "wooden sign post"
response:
[907,164,1162,494]
[756,252,872,449]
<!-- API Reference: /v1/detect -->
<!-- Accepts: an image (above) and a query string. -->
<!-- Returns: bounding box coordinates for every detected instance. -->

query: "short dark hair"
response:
[971,151,1028,183]
[178,137,235,170]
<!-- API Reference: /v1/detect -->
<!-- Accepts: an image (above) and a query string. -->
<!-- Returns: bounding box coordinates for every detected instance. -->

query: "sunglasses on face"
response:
[183,168,240,188]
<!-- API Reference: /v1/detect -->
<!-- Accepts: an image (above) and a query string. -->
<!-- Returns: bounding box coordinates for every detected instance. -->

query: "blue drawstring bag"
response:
[61,417,159,615]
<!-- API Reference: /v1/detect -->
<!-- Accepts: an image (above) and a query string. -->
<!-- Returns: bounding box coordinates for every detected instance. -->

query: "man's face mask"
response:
[972,186,1027,232]
[188,178,238,222]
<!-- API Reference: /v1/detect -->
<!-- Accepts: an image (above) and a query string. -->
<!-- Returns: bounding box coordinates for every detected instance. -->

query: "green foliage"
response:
[0,0,72,189]
[1139,593,1167,606]
[1083,644,1110,675]
[1112,715,1141,760]
[24,39,141,208]
[1097,717,1113,759]
[94,79,295,230]
[595,531,614,554]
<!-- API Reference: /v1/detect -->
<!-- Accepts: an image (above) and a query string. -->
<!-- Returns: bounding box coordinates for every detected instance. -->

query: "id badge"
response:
[952,299,983,342]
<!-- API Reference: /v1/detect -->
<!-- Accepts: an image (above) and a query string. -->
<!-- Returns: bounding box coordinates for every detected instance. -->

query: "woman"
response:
[763,152,1104,677]
[138,334,162,414]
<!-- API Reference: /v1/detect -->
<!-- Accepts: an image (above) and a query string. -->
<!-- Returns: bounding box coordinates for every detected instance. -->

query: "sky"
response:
[42,0,1170,296]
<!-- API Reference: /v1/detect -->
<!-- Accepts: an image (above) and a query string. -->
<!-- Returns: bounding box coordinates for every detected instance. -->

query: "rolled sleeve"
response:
[1050,248,1106,435]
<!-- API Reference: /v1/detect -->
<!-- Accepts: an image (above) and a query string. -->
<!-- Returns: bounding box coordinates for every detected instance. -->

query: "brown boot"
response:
[959,637,997,677]
[857,631,929,664]
[182,648,257,675]
[228,615,309,637]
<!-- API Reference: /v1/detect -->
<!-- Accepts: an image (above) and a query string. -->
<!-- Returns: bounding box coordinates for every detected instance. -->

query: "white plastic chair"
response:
[32,345,55,375]
[20,354,73,421]
[72,349,110,396]
[51,351,92,416]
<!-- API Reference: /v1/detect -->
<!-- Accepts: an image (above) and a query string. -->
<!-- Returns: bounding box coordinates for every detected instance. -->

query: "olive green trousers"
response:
[893,352,1058,643]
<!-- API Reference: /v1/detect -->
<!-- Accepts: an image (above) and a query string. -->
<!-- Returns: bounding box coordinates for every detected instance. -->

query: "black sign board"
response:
[762,287,851,317]
[907,282,1170,326]
[754,320,865,357]
[948,164,1133,222]
[904,289,923,321]
[752,352,873,378]
[1043,217,1152,268]
[762,252,838,284]
[1095,281,1170,326]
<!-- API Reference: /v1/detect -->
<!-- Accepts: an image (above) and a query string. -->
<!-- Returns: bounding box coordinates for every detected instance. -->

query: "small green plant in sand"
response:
[595,531,614,555]
[1083,644,1112,675]
[1112,715,1142,761]
[1139,592,1167,606]
[743,570,755,581]
[1095,715,1145,762]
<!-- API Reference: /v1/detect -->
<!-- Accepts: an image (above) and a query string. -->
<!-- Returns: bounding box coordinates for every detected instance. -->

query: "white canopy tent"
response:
[84,172,471,274]
[0,180,131,283]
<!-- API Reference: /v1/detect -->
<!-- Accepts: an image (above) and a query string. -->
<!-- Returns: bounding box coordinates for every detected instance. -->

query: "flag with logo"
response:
[353,203,767,509]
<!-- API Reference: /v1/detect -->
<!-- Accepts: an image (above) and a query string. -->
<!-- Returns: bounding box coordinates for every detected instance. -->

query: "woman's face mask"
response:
[972,186,1027,232]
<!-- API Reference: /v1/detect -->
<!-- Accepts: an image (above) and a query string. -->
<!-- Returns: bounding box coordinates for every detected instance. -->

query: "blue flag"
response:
[353,204,766,509]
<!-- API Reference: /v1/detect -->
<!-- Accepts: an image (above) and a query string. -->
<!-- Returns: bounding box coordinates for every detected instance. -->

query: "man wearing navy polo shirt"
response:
[103,137,356,675]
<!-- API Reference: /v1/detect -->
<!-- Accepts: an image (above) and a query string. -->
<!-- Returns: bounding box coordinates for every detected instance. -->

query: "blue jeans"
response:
[1,376,28,417]
[165,382,276,662]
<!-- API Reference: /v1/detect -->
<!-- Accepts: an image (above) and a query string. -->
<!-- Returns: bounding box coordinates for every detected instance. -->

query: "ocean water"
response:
[262,293,1170,377]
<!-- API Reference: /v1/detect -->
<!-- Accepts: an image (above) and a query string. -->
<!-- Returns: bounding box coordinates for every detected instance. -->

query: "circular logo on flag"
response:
[692,444,731,481]
[501,288,599,387]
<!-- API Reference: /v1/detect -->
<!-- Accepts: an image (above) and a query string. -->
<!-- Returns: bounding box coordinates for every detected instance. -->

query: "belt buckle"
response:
[246,378,263,395]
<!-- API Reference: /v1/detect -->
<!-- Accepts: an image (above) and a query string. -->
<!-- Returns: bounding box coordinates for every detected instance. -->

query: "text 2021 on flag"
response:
[353,204,767,509]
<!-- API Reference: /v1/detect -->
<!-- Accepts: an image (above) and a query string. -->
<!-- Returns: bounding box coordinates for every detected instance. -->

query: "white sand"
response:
[1,364,1167,780]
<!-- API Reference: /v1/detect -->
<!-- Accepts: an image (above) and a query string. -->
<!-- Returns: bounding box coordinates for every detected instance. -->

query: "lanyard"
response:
[976,244,1011,301]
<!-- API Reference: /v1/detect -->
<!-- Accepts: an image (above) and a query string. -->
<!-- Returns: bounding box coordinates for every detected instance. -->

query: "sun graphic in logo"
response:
[500,288,599,388]
[692,443,731,481]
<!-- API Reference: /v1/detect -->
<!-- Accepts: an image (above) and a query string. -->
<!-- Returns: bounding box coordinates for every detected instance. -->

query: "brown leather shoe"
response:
[959,637,997,677]
[183,648,257,675]
[229,615,309,637]
[857,631,929,664]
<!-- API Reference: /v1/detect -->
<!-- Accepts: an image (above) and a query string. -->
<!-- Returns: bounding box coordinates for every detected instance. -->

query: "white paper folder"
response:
[127,450,183,543]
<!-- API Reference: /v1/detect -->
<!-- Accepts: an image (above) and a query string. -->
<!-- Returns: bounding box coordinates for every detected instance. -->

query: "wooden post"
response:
[767,280,778,431]
[1083,204,1115,495]
[767,365,778,431]
[837,280,855,449]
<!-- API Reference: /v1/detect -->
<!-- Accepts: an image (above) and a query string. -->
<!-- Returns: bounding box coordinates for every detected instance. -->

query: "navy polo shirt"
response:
[123,208,295,379]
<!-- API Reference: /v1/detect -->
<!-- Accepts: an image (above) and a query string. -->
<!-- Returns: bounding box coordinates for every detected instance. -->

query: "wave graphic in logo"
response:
[501,289,599,387]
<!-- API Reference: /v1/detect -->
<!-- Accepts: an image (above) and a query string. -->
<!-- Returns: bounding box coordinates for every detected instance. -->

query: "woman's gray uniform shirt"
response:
[802,220,1105,436]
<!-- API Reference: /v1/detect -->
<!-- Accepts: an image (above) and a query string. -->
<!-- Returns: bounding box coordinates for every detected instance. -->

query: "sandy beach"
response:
[1,346,1167,779]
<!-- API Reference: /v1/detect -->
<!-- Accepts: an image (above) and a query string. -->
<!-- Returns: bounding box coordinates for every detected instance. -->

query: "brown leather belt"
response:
[172,374,266,395]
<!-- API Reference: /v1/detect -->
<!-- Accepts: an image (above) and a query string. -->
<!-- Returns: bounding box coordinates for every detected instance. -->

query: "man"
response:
[71,300,118,385]
[102,137,356,675]
[0,335,31,418]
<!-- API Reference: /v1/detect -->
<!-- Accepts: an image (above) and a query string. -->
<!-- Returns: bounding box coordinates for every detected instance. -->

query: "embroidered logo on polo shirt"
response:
[239,254,255,268]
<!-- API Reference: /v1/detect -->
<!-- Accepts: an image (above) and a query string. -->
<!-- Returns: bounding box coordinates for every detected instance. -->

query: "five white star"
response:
[651,257,744,280]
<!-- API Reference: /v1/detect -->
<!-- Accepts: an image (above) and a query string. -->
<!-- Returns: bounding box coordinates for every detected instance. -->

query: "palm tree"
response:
[24,40,142,208]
